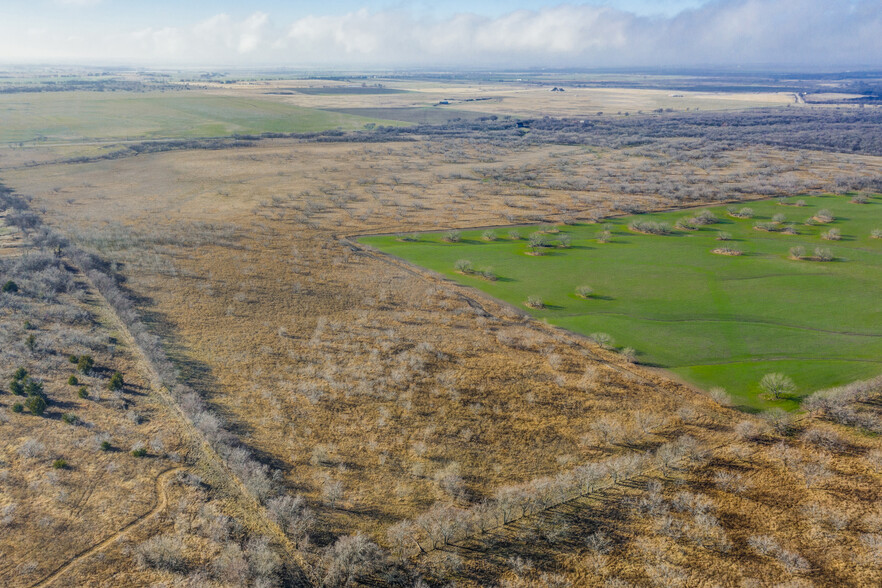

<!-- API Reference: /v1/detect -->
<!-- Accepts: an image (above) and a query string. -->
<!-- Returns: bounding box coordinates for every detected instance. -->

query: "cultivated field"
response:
[362,194,882,409]
[0,91,404,145]
[237,78,797,118]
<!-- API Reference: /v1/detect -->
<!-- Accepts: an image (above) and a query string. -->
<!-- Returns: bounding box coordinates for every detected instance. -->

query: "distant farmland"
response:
[0,92,405,144]
[321,106,496,124]
[361,194,882,409]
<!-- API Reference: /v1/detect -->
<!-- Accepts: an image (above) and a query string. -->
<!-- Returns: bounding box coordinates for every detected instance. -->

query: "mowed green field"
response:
[361,195,882,410]
[0,91,407,144]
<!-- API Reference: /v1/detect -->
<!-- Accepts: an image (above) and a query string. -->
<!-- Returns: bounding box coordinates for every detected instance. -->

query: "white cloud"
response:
[55,0,102,6]
[1,1,881,67]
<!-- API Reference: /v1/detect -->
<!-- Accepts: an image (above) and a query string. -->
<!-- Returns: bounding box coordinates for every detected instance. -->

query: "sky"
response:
[0,1,880,68]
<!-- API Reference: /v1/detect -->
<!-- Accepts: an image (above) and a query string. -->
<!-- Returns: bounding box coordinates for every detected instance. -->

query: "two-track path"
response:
[30,467,183,588]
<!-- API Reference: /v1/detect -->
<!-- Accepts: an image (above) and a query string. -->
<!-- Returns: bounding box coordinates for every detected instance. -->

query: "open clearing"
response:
[361,194,882,410]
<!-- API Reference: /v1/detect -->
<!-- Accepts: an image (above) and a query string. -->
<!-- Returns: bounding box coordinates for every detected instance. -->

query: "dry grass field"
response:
[2,112,882,586]
[231,79,797,118]
[0,220,195,587]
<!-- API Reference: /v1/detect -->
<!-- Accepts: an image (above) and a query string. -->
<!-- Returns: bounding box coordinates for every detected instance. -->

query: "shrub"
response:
[851,194,869,204]
[25,334,36,352]
[132,447,148,458]
[814,247,834,261]
[454,259,473,273]
[676,217,698,231]
[621,347,637,363]
[1,280,18,293]
[596,230,611,243]
[18,438,44,458]
[100,440,112,451]
[543,225,560,234]
[480,268,497,281]
[709,387,732,406]
[12,367,27,381]
[815,209,835,223]
[821,228,841,240]
[772,213,786,223]
[795,199,806,207]
[9,380,24,396]
[525,295,544,309]
[68,355,79,364]
[78,387,88,399]
[319,533,385,587]
[629,220,671,235]
[481,230,497,241]
[61,413,79,425]
[789,246,805,259]
[24,378,44,397]
[508,229,521,240]
[267,494,315,544]
[728,207,753,219]
[693,210,718,225]
[528,232,549,251]
[77,355,94,374]
[443,229,461,243]
[108,372,124,391]
[52,459,67,470]
[716,231,732,241]
[11,403,23,413]
[67,375,78,386]
[26,394,47,416]
[872,228,882,239]
[590,332,614,350]
[575,285,594,299]
[713,246,741,256]
[557,234,572,248]
[754,222,778,232]
[134,534,187,572]
[760,373,796,400]
[396,233,418,242]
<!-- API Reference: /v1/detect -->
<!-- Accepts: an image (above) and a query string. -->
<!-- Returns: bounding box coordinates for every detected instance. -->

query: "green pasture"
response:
[0,92,406,144]
[360,195,882,410]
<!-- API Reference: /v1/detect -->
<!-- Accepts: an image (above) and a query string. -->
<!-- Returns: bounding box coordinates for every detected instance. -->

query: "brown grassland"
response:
[228,78,797,117]
[2,86,882,587]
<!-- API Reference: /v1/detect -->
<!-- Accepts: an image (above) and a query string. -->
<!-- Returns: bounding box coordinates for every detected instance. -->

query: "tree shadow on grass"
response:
[521,249,564,257]
[489,276,516,283]
[733,404,764,414]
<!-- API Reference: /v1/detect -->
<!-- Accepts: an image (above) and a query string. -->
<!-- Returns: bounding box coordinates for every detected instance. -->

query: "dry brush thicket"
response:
[2,112,882,586]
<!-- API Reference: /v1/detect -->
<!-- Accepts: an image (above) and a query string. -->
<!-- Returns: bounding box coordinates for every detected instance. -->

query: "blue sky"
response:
[1,1,879,67]
[28,1,707,21]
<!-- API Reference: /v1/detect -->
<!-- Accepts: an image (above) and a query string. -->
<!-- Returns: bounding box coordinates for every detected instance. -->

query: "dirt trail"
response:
[30,467,184,588]
[71,262,311,580]
[2,196,310,584]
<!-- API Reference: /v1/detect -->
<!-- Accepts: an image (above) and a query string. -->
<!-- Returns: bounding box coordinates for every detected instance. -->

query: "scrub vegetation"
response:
[2,71,882,587]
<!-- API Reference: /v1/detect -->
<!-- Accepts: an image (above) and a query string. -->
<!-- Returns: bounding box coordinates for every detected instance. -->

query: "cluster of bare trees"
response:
[134,482,286,585]
[2,187,312,576]
[387,435,708,557]
[803,375,882,433]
